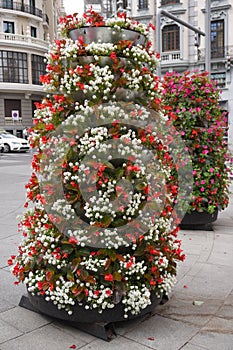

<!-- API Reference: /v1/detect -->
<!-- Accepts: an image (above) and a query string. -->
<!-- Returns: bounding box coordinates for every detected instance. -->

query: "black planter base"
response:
[19,295,116,341]
[180,210,218,231]
[19,293,163,341]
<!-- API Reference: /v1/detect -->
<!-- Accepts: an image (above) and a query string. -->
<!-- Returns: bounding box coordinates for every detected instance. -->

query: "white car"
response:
[0,137,4,153]
[0,133,30,152]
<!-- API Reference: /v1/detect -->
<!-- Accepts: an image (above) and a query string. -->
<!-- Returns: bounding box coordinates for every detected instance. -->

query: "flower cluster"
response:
[161,70,233,213]
[41,34,160,103]
[9,11,186,319]
[58,9,154,38]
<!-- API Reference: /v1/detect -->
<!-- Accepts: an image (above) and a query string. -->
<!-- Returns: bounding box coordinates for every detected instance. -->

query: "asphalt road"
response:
[0,150,33,165]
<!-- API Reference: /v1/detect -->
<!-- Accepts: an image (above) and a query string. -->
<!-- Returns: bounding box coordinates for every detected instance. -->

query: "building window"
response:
[4,99,21,119]
[30,0,35,7]
[31,54,46,85]
[162,24,180,51]
[211,72,226,88]
[123,0,127,9]
[29,0,36,15]
[31,26,37,38]
[3,21,14,33]
[161,0,180,5]
[211,20,224,58]
[2,0,13,9]
[0,51,28,83]
[138,0,148,10]
[117,0,128,9]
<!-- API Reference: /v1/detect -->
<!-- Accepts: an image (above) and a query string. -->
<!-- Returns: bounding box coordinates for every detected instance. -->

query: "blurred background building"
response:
[0,0,65,137]
[83,0,233,149]
[157,0,233,148]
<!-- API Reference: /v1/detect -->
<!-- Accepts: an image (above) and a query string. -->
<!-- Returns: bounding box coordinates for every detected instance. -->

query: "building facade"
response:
[84,0,156,26]
[0,0,65,137]
[157,0,233,149]
[83,0,233,149]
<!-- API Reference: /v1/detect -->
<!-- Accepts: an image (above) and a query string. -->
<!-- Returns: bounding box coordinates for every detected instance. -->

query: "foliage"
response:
[161,70,233,213]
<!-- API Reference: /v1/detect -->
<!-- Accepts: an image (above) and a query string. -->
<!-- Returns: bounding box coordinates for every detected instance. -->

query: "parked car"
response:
[0,137,4,153]
[0,133,30,152]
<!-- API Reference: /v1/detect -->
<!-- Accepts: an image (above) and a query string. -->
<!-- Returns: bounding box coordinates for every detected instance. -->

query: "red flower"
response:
[110,52,117,60]
[45,123,55,131]
[104,273,114,281]
[149,23,156,30]
[151,266,157,273]
[78,35,84,45]
[68,236,78,244]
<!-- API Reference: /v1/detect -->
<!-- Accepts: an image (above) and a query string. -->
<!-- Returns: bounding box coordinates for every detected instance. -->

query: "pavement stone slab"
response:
[201,316,233,334]
[79,336,156,350]
[174,263,233,300]
[52,320,97,344]
[0,234,21,268]
[155,295,223,327]
[0,324,88,350]
[213,226,233,235]
[176,254,202,279]
[0,300,15,313]
[0,268,27,306]
[121,314,199,350]
[181,344,208,350]
[0,318,22,344]
[190,331,233,350]
[0,224,19,239]
[0,306,52,333]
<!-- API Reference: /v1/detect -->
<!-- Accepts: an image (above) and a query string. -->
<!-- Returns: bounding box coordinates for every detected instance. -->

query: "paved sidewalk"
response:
[0,153,232,350]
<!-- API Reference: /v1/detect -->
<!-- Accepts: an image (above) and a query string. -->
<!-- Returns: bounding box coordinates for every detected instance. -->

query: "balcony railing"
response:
[0,2,49,24]
[1,117,22,126]
[161,51,181,62]
[0,32,49,49]
[161,0,180,5]
[199,45,233,61]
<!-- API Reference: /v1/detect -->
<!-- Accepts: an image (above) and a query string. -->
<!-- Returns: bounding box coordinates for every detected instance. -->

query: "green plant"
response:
[161,70,233,214]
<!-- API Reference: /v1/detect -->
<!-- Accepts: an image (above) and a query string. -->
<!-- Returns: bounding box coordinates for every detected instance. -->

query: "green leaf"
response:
[115,168,124,179]
[77,248,90,257]
[61,244,74,254]
[101,215,113,227]
[104,258,112,271]
[134,244,146,257]
[67,270,75,282]
[113,271,122,281]
[71,257,81,273]
[135,181,147,190]
[103,161,115,169]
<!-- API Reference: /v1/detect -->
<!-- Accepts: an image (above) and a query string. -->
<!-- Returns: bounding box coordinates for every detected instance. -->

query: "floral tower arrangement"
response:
[161,71,232,222]
[9,10,193,324]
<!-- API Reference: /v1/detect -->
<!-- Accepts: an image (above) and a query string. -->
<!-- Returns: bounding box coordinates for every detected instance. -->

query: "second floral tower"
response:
[10,10,192,324]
